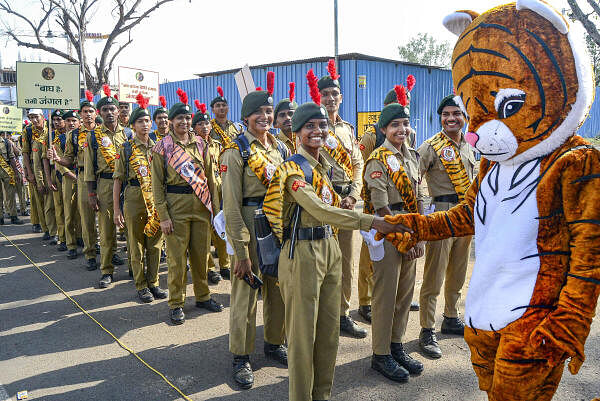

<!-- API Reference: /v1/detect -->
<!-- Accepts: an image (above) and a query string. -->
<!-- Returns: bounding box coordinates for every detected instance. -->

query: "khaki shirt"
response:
[359,129,377,161]
[114,136,155,202]
[417,131,476,198]
[210,119,239,144]
[283,146,374,231]
[150,131,218,222]
[364,139,424,211]
[319,115,363,200]
[0,138,14,180]
[22,127,48,185]
[49,131,71,176]
[221,131,289,259]
[64,125,94,169]
[200,135,223,192]
[84,124,128,182]
[277,131,296,154]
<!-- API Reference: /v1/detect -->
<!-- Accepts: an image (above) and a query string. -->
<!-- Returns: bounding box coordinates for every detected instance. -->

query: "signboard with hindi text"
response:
[16,61,80,109]
[356,111,381,139]
[118,66,159,105]
[0,105,22,132]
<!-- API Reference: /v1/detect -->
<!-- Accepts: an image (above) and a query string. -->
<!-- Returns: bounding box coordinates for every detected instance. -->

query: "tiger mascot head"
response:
[443,0,594,164]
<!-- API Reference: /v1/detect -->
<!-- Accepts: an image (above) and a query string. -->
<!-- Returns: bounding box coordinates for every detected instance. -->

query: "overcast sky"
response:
[2,0,572,84]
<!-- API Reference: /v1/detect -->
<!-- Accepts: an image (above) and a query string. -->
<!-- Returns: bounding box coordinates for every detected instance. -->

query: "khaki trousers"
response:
[77,172,97,259]
[0,177,17,216]
[372,240,417,355]
[97,177,116,274]
[15,181,26,213]
[279,236,341,401]
[123,187,163,290]
[338,228,356,316]
[165,193,211,308]
[42,190,56,236]
[208,230,230,271]
[52,172,65,242]
[62,174,78,250]
[30,184,47,231]
[229,205,285,355]
[358,241,373,306]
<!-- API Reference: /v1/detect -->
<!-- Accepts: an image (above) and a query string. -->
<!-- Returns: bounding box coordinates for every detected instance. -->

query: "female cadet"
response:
[150,89,223,325]
[113,94,167,303]
[263,97,410,401]
[363,86,425,383]
[220,83,288,390]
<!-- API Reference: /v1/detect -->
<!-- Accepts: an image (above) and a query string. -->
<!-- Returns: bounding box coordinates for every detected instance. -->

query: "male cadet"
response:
[317,60,366,338]
[151,96,169,142]
[85,85,128,287]
[5,132,28,217]
[0,131,24,225]
[273,82,298,154]
[117,98,131,127]
[45,110,67,250]
[22,109,56,243]
[417,94,476,359]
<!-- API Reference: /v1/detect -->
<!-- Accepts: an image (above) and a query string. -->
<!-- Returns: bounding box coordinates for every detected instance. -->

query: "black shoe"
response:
[57,242,67,251]
[170,307,185,324]
[76,238,84,247]
[10,216,24,225]
[371,354,409,383]
[117,233,126,241]
[441,316,465,335]
[32,224,42,233]
[410,301,420,311]
[391,342,424,375]
[42,231,51,241]
[340,315,368,338]
[0,217,4,225]
[67,249,77,259]
[96,243,100,254]
[87,258,98,271]
[264,342,288,366]
[160,249,166,263]
[111,253,124,265]
[128,267,133,278]
[49,236,58,245]
[196,298,224,312]
[137,288,154,303]
[149,286,167,299]
[220,268,231,280]
[419,328,442,359]
[358,305,372,323]
[99,274,113,288]
[208,270,222,284]
[232,355,253,389]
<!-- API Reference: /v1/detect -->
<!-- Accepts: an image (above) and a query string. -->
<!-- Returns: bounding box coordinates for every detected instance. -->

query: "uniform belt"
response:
[389,202,404,211]
[433,194,459,203]
[166,185,193,194]
[98,172,113,180]
[128,179,140,187]
[242,197,264,206]
[333,184,351,197]
[282,225,333,241]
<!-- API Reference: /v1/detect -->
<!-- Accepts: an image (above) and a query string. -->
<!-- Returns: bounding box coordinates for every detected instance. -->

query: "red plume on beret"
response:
[327,59,339,80]
[217,86,224,97]
[102,84,111,97]
[255,86,262,91]
[306,69,320,105]
[85,90,93,102]
[199,103,207,114]
[135,92,149,109]
[159,95,167,108]
[194,99,202,111]
[176,88,188,104]
[114,94,119,101]
[406,75,416,92]
[395,85,408,107]
[267,71,275,95]
[288,82,295,103]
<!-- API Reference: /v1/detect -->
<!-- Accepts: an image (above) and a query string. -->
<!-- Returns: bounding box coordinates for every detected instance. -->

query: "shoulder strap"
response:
[26,127,32,145]
[123,140,133,184]
[374,124,386,148]
[123,127,134,140]
[287,154,313,187]
[275,138,288,161]
[91,129,98,176]
[233,133,251,166]
[149,131,157,142]
[58,133,67,152]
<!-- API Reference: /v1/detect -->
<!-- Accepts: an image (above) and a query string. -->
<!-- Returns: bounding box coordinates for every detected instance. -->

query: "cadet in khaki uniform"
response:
[150,96,223,325]
[113,97,167,303]
[191,100,229,284]
[221,89,288,389]
[316,62,367,338]
[45,110,67,250]
[363,96,426,383]
[151,96,170,143]
[417,95,475,359]
[84,87,127,288]
[264,100,410,401]
[0,131,24,225]
[273,82,298,154]
[21,124,42,232]
[5,132,28,217]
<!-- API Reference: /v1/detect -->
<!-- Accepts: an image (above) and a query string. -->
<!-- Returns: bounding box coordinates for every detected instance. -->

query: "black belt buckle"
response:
[129,179,140,187]
[242,197,264,207]
[99,172,113,180]
[333,184,350,197]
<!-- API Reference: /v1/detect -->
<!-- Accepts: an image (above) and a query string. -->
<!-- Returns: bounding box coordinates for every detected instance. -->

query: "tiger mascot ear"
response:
[445,0,594,164]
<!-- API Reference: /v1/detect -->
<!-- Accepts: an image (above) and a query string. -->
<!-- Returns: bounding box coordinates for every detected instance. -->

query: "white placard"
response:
[118,66,159,105]
[234,64,256,102]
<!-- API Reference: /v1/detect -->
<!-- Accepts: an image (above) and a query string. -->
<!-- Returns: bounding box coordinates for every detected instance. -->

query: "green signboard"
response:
[16,61,80,109]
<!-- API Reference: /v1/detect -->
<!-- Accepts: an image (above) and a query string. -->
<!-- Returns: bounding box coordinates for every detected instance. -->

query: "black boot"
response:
[232,355,253,389]
[391,342,424,375]
[220,267,231,280]
[149,286,167,299]
[76,238,84,247]
[99,274,113,288]
[170,307,185,324]
[67,249,77,259]
[441,316,465,335]
[264,342,288,366]
[137,288,154,303]
[111,253,124,265]
[196,298,224,312]
[410,301,420,311]
[371,354,409,383]
[32,224,42,233]
[86,258,98,271]
[42,231,51,241]
[419,328,442,359]
[57,242,67,251]
[49,236,58,245]
[0,217,4,225]
[358,305,372,323]
[340,315,367,338]
[10,216,24,225]
[208,269,222,284]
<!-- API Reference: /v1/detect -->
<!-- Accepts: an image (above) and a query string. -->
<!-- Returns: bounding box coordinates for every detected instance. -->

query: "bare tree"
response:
[568,0,600,46]
[0,0,175,93]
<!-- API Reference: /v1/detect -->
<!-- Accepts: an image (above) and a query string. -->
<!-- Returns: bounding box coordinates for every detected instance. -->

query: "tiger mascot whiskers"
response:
[383,1,600,399]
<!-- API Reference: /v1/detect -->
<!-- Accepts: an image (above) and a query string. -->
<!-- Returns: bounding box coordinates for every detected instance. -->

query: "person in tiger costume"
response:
[379,1,600,399]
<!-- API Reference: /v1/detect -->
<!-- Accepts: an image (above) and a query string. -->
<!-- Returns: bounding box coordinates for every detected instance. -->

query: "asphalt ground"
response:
[0,217,599,401]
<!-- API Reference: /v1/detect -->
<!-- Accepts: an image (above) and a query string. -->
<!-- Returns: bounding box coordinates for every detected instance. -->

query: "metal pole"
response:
[79,23,86,92]
[334,0,339,70]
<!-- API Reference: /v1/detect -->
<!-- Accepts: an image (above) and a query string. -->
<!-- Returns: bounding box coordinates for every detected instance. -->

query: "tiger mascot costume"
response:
[380,0,600,399]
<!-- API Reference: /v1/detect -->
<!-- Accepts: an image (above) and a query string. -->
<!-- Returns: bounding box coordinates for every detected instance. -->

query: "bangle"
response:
[88,192,97,197]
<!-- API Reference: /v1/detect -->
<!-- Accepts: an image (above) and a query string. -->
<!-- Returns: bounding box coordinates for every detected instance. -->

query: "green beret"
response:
[129,107,151,126]
[168,102,193,120]
[192,111,211,126]
[317,76,340,91]
[62,110,79,120]
[51,110,65,119]
[152,107,169,120]
[273,98,298,118]
[79,100,95,111]
[95,116,104,124]
[97,95,120,110]
[290,102,327,132]
[241,91,273,120]
[437,94,462,115]
[378,103,410,129]
[210,95,227,108]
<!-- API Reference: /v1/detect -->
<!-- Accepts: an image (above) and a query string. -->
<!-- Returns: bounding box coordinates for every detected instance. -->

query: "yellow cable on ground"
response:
[0,229,193,401]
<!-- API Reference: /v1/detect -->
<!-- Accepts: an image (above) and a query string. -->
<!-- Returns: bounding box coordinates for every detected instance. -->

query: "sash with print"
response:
[263,160,340,242]
[0,151,15,185]
[31,126,47,144]
[224,140,279,187]
[128,140,161,236]
[153,135,213,216]
[362,147,418,215]
[323,130,353,180]
[426,132,472,202]
[210,119,234,148]
[95,127,118,172]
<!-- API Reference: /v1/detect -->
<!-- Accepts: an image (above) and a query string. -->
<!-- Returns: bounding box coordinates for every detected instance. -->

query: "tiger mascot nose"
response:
[464,132,479,147]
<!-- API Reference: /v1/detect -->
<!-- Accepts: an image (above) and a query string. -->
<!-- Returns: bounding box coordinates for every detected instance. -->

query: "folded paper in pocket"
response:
[360,228,385,262]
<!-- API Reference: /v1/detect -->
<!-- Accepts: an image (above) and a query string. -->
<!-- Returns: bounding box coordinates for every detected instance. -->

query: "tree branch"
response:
[586,0,600,18]
[569,0,600,46]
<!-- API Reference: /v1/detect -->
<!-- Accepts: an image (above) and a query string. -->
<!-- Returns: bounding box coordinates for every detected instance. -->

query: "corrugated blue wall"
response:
[578,87,600,137]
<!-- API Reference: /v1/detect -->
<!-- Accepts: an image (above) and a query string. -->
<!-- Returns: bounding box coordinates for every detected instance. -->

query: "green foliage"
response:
[398,33,452,68]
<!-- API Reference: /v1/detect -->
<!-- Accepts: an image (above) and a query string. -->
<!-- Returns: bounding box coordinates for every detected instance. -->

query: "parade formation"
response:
[1,1,599,400]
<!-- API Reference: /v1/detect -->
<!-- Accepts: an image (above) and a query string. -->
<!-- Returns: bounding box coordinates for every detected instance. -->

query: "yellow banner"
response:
[0,105,22,132]
[356,111,380,139]
[16,62,80,109]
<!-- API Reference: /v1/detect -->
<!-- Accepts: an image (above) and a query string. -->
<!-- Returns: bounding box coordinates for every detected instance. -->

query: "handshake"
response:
[373,214,418,253]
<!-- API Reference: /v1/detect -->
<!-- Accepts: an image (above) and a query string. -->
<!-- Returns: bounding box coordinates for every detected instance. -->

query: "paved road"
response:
[1,218,598,401]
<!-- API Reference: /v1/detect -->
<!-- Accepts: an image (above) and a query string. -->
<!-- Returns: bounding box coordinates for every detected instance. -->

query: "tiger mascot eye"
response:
[381,0,600,399]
